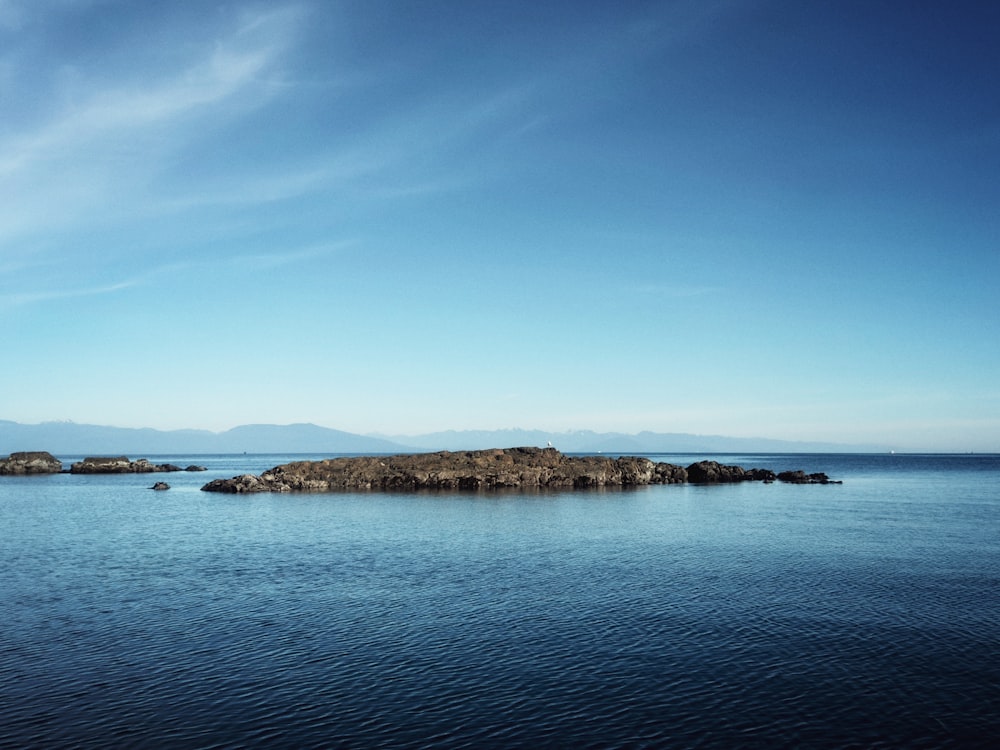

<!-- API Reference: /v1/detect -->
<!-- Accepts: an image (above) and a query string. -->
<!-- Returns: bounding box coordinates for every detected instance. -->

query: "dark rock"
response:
[185,465,207,472]
[72,456,134,474]
[654,463,688,483]
[70,456,184,474]
[685,461,778,484]
[201,474,291,494]
[746,468,777,482]
[202,448,831,494]
[0,451,63,475]
[777,470,842,485]
[150,482,170,490]
[778,470,808,483]
[686,460,743,483]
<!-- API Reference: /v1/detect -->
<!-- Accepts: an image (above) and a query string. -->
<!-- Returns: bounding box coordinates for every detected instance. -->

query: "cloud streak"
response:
[0,5,302,248]
[0,23,286,175]
[0,239,349,311]
[0,279,139,309]
[1,1,704,251]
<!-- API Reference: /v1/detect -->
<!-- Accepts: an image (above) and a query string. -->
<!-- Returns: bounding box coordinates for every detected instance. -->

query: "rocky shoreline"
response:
[1,448,841,489]
[69,456,206,474]
[200,447,840,493]
[0,452,206,475]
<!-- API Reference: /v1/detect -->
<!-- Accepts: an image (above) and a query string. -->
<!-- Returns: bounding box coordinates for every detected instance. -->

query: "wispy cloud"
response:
[0,279,139,310]
[0,4,303,247]
[1,1,735,276]
[1,0,716,252]
[237,241,356,270]
[0,17,290,175]
[152,240,353,274]
[150,79,542,215]
[156,155,384,212]
[0,239,351,311]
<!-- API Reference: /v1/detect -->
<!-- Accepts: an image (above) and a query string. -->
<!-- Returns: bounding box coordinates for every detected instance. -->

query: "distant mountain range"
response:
[0,420,885,456]
[0,420,407,455]
[378,429,886,454]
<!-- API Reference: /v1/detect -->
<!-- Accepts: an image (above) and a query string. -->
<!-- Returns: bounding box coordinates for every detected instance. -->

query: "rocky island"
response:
[70,457,207,474]
[0,451,63,475]
[201,447,839,493]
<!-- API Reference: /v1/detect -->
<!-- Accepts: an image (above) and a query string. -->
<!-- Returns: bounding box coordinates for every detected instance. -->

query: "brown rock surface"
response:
[70,456,184,474]
[200,447,808,494]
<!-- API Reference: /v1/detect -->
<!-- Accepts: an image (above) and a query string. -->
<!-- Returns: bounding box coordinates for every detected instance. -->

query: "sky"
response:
[1,0,998,451]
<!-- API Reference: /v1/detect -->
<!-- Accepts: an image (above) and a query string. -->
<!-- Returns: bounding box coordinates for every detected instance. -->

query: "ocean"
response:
[2,452,998,748]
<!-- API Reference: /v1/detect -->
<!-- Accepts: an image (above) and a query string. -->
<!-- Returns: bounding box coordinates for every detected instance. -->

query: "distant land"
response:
[0,420,887,456]
[378,429,888,454]
[0,421,408,455]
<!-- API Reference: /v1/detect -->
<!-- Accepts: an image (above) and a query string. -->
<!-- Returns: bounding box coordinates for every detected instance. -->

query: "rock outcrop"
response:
[777,470,842,485]
[150,482,170,490]
[70,456,206,474]
[0,451,63,475]
[203,473,286,493]
[686,460,777,484]
[201,447,822,494]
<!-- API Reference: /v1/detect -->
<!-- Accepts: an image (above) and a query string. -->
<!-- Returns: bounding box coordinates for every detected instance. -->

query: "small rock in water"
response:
[150,482,170,491]
[777,470,842,485]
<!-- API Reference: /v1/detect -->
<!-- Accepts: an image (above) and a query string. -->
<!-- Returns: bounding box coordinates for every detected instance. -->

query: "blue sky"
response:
[2,0,998,451]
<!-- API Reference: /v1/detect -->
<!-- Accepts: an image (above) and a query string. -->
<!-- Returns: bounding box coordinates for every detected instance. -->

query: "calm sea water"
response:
[2,453,998,748]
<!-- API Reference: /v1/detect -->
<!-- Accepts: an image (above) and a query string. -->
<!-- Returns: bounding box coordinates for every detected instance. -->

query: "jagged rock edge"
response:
[200,447,841,493]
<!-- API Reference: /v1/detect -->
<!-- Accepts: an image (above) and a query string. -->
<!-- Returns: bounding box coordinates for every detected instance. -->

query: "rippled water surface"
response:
[2,453,999,748]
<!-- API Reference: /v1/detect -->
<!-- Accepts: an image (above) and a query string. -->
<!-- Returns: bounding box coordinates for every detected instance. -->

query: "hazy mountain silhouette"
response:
[0,420,884,456]
[0,420,411,455]
[380,428,884,453]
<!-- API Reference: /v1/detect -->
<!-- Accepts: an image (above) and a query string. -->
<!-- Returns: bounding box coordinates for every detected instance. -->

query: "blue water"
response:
[2,453,999,748]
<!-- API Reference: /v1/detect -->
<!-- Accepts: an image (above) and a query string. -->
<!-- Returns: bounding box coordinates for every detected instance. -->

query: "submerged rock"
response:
[200,447,823,494]
[0,451,63,475]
